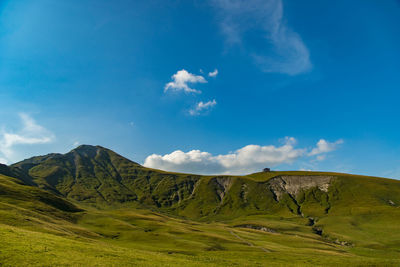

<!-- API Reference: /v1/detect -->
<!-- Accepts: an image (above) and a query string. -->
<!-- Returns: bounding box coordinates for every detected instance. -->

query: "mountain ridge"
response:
[2,144,399,220]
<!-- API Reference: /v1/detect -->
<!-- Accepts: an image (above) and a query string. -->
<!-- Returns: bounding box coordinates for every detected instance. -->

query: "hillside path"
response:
[228,229,270,253]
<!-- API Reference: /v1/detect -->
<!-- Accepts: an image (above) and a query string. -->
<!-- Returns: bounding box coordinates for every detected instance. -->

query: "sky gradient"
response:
[0,0,400,177]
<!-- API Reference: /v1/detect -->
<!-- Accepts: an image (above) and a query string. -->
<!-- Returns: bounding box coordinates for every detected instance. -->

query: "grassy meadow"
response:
[1,172,400,266]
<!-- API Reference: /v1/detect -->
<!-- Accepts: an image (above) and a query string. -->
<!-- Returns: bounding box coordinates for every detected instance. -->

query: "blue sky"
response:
[0,0,399,177]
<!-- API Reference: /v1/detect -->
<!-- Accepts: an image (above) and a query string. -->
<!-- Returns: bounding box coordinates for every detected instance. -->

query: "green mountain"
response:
[9,145,202,209]
[1,145,400,266]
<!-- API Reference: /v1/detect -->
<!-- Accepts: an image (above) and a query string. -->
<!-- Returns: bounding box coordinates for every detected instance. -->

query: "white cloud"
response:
[208,69,219,77]
[308,139,344,156]
[189,99,217,116]
[280,136,297,146]
[144,137,343,175]
[212,0,312,75]
[164,69,207,94]
[0,113,54,162]
[144,138,343,175]
[0,157,8,165]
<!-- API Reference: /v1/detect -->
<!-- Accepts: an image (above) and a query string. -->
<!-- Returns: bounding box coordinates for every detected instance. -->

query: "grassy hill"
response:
[1,145,400,266]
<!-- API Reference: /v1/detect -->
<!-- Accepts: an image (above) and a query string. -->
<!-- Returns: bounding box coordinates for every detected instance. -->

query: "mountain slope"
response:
[7,145,333,218]
[2,145,400,266]
[10,145,201,208]
[1,170,399,266]
[0,172,87,238]
[9,146,400,221]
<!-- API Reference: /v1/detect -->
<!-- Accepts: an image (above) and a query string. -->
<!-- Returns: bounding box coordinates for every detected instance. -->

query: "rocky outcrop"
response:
[235,224,277,233]
[214,177,233,201]
[268,175,334,201]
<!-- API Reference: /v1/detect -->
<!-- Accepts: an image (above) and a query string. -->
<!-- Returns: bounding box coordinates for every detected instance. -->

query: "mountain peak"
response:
[70,145,101,157]
[10,144,143,201]
[72,144,101,152]
[70,144,110,159]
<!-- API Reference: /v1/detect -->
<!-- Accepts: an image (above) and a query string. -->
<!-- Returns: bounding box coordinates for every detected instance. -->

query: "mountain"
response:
[8,145,400,220]
[1,145,400,266]
[0,163,13,178]
[10,145,202,208]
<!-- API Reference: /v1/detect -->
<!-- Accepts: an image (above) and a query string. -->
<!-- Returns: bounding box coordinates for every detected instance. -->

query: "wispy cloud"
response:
[144,137,342,175]
[308,139,344,157]
[189,99,217,116]
[212,0,312,75]
[0,113,55,164]
[208,69,219,77]
[164,69,206,94]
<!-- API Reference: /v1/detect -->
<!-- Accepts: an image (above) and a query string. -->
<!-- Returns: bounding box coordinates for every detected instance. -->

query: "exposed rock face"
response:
[268,175,334,201]
[214,177,233,201]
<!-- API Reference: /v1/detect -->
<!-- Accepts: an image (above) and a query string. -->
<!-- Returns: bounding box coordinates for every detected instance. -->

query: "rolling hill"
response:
[1,145,400,266]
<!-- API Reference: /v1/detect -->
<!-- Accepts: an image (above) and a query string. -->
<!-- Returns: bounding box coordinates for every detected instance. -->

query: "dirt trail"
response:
[228,230,270,253]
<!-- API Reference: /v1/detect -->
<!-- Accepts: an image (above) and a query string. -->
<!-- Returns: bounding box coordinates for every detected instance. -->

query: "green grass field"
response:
[1,173,400,266]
